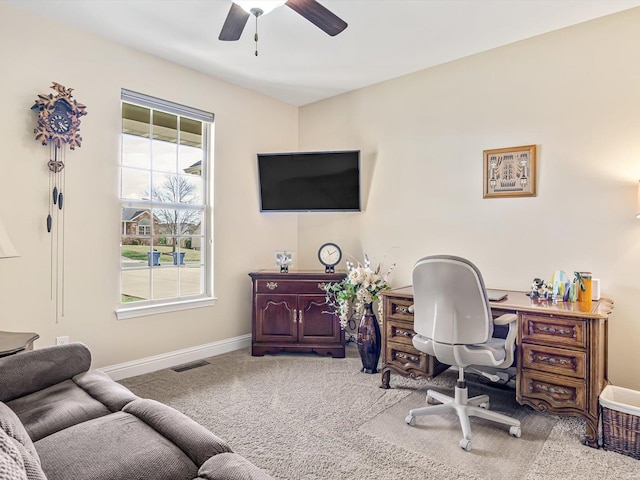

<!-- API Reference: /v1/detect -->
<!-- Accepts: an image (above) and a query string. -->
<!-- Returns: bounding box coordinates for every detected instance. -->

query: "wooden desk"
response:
[0,331,39,357]
[379,286,613,447]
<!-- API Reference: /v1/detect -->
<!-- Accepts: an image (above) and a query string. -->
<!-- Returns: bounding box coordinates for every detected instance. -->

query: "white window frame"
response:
[116,89,215,320]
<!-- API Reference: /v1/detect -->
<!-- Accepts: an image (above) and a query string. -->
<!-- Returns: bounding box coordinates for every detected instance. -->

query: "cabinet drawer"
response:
[386,342,427,373]
[386,319,416,347]
[521,343,586,379]
[520,369,586,411]
[385,298,414,321]
[256,280,330,295]
[521,314,586,349]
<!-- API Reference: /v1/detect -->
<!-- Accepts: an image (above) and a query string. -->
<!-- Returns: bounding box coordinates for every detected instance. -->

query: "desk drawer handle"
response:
[537,354,572,366]
[396,329,414,338]
[534,383,571,396]
[394,306,413,315]
[266,282,278,290]
[396,352,419,363]
[537,325,573,336]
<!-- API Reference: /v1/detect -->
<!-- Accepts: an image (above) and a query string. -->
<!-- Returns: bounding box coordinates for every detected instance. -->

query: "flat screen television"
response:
[257,150,361,212]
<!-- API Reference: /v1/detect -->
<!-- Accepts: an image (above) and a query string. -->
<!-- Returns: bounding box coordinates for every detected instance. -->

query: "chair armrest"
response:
[494,313,517,368]
[0,343,91,402]
[493,313,517,326]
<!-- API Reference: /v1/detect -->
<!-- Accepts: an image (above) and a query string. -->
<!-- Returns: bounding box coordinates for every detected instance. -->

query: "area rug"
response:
[120,345,639,479]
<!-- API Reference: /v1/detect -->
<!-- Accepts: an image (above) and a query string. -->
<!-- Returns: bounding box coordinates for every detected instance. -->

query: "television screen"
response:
[258,150,361,212]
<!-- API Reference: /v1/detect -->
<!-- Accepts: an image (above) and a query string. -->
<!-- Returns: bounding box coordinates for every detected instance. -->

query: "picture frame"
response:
[274,250,293,272]
[483,145,537,198]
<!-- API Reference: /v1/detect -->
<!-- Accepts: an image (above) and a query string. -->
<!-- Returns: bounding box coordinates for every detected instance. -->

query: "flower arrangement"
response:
[323,255,394,329]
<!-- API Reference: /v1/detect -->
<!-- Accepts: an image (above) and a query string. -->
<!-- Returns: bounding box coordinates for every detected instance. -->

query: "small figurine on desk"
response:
[527,277,554,300]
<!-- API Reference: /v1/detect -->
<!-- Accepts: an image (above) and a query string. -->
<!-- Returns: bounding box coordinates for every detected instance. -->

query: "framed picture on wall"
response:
[483,145,537,198]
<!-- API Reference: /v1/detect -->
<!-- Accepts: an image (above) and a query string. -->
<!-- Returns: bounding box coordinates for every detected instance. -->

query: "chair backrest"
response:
[412,255,493,345]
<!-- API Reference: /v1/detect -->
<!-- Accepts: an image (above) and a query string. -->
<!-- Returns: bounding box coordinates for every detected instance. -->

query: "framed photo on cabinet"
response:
[483,145,537,198]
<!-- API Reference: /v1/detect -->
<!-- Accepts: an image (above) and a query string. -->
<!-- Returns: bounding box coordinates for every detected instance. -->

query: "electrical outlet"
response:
[55,336,69,346]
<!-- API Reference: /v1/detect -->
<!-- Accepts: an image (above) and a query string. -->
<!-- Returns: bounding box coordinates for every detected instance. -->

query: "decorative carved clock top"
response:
[32,82,87,149]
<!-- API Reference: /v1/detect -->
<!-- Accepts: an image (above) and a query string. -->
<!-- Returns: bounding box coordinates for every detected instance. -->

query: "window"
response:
[117,90,214,318]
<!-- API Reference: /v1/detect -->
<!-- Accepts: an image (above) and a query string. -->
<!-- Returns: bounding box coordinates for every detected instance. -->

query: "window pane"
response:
[178,175,202,205]
[180,117,202,148]
[179,144,202,175]
[122,168,150,200]
[153,111,178,143]
[122,268,150,302]
[153,208,202,237]
[122,134,150,169]
[152,139,177,173]
[122,104,150,137]
[152,267,178,299]
[180,236,203,265]
[121,240,151,268]
[180,265,203,296]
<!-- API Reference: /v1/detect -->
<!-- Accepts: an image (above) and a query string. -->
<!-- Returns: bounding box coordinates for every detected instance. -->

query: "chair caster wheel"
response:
[459,438,472,451]
[479,402,490,410]
[405,415,415,427]
[510,426,522,438]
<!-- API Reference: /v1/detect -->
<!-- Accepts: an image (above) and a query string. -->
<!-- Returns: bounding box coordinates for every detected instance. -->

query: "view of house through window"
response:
[120,91,213,307]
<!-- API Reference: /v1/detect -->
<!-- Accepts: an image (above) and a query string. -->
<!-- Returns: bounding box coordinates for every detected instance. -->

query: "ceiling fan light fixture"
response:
[236,1,286,16]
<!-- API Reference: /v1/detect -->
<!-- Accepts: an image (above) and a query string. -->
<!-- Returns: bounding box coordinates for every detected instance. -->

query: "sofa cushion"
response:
[7,380,110,442]
[123,399,231,466]
[196,453,275,480]
[0,344,91,403]
[72,370,139,411]
[35,411,198,480]
[0,403,39,462]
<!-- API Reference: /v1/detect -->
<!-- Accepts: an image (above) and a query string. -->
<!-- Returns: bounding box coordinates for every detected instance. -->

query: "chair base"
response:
[405,380,521,451]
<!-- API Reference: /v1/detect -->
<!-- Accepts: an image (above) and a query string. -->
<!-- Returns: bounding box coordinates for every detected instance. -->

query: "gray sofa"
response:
[0,343,274,480]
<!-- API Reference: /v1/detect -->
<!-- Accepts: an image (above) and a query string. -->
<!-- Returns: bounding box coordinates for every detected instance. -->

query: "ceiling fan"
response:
[219,0,348,42]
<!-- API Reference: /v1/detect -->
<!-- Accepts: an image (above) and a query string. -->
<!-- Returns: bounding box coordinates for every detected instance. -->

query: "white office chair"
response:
[405,255,521,451]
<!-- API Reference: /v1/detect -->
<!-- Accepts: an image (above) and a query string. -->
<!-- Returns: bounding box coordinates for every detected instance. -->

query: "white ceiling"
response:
[8,0,640,106]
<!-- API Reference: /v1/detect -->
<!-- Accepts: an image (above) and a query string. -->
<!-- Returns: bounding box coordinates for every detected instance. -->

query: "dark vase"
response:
[357,302,381,374]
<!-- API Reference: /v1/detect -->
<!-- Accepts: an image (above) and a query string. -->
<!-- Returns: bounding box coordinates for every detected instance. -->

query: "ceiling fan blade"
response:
[219,3,250,41]
[285,0,347,36]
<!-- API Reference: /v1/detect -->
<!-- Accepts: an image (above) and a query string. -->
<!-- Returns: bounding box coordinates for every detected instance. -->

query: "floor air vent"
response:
[171,360,210,372]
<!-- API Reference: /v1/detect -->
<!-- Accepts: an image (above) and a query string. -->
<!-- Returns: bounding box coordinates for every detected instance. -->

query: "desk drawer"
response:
[520,369,586,411]
[521,314,586,349]
[521,343,586,379]
[385,298,414,321]
[386,342,427,373]
[386,319,416,347]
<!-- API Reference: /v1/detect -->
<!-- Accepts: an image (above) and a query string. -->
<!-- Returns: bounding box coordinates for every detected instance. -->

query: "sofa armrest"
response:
[123,398,231,467]
[195,453,276,480]
[0,343,91,403]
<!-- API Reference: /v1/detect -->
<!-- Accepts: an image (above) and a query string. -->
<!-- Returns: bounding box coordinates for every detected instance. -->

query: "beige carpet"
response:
[120,345,639,479]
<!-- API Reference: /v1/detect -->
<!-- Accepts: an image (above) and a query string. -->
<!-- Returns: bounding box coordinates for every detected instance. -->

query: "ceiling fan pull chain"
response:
[254,14,259,56]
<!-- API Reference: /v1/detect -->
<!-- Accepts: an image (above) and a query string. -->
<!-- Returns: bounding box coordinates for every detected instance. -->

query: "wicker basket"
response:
[600,385,640,459]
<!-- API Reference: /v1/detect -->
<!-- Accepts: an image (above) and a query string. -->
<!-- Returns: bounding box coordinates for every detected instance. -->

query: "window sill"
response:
[115,297,217,320]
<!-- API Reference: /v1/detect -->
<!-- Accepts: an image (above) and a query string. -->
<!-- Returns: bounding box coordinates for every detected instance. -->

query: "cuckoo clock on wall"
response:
[32,82,87,320]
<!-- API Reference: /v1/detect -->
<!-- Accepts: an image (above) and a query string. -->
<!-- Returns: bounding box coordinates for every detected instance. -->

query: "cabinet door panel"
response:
[255,294,297,343]
[298,294,341,343]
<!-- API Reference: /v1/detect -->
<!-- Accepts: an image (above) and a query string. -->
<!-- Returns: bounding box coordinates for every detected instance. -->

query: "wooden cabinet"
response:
[249,271,346,358]
[379,286,613,448]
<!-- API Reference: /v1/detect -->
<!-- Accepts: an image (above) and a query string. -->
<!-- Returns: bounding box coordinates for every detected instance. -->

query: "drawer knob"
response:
[396,352,419,363]
[266,282,278,290]
[537,354,572,366]
[397,329,414,338]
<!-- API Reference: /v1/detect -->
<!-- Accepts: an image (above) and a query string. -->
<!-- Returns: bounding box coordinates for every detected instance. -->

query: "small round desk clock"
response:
[318,242,342,273]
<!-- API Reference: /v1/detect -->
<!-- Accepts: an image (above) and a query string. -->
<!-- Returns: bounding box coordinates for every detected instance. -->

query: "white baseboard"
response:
[100,334,251,381]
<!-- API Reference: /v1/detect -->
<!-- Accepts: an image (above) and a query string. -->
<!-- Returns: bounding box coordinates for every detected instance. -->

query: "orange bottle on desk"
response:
[577,272,592,303]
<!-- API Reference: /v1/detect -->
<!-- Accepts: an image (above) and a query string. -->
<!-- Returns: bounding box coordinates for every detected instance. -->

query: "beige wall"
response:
[297,8,640,389]
[0,3,299,368]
